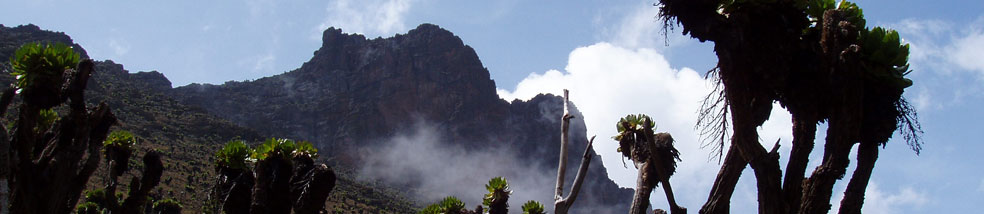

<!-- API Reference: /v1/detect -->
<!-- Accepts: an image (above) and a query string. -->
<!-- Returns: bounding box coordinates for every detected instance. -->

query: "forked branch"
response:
[554,89,595,214]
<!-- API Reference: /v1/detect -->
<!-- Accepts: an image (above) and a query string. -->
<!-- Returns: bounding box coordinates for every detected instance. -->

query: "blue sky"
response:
[3,0,982,213]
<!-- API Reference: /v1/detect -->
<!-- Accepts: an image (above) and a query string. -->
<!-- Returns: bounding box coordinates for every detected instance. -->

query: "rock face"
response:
[173,24,508,158]
[1,23,634,212]
[0,24,88,60]
[171,23,634,212]
[0,24,415,213]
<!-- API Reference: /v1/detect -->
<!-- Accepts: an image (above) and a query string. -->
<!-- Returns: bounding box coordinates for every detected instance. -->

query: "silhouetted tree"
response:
[521,200,546,214]
[209,138,337,214]
[0,42,118,213]
[614,114,685,214]
[483,177,511,214]
[75,131,166,213]
[656,0,921,213]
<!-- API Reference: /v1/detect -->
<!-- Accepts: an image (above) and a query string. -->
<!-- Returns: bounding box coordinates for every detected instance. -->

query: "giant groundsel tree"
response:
[613,114,685,214]
[650,0,922,213]
[0,42,119,213]
[209,138,337,213]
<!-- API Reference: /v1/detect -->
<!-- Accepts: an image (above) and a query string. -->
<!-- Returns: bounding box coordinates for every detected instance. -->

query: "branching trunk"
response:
[6,60,120,214]
[210,149,336,213]
[630,162,656,214]
[782,114,818,214]
[837,142,879,214]
[554,89,594,214]
[660,177,686,214]
[800,10,864,214]
[250,156,294,214]
[700,144,746,214]
[119,151,165,213]
[721,67,786,214]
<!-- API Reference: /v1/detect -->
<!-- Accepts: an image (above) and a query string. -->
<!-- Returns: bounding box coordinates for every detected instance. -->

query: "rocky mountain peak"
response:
[170,24,633,212]
[0,24,89,60]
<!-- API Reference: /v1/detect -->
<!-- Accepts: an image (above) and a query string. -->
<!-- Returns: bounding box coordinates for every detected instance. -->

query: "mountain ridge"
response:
[168,23,634,213]
[1,23,635,213]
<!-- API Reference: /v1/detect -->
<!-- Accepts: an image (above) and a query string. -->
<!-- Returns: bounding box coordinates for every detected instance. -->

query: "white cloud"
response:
[317,0,415,38]
[498,42,792,212]
[600,3,697,51]
[108,39,130,57]
[893,17,984,79]
[948,28,984,76]
[858,183,928,214]
[887,17,984,112]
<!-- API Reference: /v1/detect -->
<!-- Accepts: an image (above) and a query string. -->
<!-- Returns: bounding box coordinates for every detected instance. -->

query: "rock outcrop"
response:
[171,24,634,213]
[1,23,634,213]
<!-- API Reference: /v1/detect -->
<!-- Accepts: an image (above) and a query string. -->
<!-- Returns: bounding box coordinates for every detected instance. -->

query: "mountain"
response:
[169,23,634,212]
[0,24,417,213]
[1,23,635,212]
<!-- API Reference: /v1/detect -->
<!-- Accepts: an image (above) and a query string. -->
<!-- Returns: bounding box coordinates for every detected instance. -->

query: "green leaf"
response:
[9,42,79,90]
[251,138,298,160]
[521,200,545,214]
[293,140,319,159]
[805,0,836,22]
[419,196,466,214]
[216,140,251,169]
[104,130,137,149]
[38,108,59,130]
[838,0,865,27]
[483,177,511,206]
[859,26,914,89]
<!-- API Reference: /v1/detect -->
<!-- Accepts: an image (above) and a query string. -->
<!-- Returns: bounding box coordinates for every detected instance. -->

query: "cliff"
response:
[170,24,633,212]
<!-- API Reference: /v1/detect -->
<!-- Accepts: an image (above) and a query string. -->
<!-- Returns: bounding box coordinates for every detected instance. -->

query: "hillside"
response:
[0,24,416,213]
[168,24,634,212]
[1,23,635,213]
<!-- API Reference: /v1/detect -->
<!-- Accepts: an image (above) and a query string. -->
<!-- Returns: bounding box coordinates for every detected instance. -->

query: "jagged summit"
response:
[0,23,89,60]
[171,23,633,213]
[1,23,634,213]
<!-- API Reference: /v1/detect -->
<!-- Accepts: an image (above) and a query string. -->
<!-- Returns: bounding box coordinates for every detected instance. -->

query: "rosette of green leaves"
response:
[521,200,545,214]
[9,42,79,108]
[251,138,297,160]
[613,114,655,141]
[75,201,102,214]
[613,114,655,157]
[37,108,59,132]
[293,140,319,159]
[837,0,864,27]
[152,198,183,212]
[104,130,137,177]
[858,27,913,89]
[803,0,835,22]
[483,177,511,209]
[216,140,252,170]
[420,196,466,214]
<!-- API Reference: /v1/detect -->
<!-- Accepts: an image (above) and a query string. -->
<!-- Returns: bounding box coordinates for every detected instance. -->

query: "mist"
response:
[356,121,561,212]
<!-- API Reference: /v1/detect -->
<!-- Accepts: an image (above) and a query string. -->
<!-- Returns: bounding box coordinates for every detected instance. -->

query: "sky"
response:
[2,0,982,213]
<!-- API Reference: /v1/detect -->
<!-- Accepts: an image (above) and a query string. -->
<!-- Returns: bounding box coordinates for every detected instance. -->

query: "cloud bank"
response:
[356,122,563,212]
[498,42,799,212]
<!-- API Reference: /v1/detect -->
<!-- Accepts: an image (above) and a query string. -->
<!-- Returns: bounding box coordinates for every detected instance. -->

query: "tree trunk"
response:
[837,142,879,214]
[630,162,656,214]
[660,178,686,214]
[783,114,818,213]
[720,65,786,214]
[800,9,864,214]
[700,144,747,214]
[250,156,294,214]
